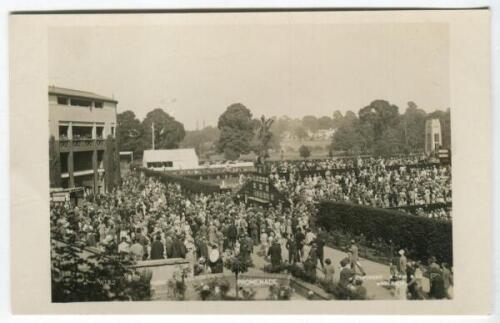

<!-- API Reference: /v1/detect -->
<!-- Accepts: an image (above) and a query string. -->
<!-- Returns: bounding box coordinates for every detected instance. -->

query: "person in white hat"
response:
[208,244,223,274]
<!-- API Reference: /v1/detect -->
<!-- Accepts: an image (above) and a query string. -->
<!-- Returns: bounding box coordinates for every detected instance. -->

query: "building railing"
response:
[58,138,108,151]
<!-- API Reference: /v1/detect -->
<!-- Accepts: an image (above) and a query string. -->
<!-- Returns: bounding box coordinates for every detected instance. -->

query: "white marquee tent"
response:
[142,148,199,170]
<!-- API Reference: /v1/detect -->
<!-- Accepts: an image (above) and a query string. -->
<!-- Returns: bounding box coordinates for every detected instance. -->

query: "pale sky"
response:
[49,22,449,130]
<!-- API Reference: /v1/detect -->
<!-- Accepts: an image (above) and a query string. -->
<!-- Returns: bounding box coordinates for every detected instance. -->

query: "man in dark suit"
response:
[286,234,298,264]
[150,235,164,260]
[268,240,282,268]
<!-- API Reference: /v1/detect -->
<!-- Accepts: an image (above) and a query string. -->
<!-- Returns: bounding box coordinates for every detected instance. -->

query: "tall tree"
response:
[358,100,401,142]
[141,108,186,150]
[49,136,61,187]
[401,101,427,152]
[254,115,274,159]
[332,110,344,129]
[116,110,144,158]
[216,103,254,160]
[104,135,117,192]
[318,116,334,129]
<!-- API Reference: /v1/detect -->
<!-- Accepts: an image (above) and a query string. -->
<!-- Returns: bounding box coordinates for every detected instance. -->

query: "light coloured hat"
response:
[399,249,405,255]
[209,249,220,263]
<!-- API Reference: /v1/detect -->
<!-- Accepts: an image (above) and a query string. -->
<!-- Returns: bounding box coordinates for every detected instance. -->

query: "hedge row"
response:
[316,201,453,265]
[139,167,229,195]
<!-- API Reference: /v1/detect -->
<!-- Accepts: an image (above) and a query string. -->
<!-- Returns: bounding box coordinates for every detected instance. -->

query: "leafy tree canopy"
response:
[141,108,186,150]
[216,103,254,160]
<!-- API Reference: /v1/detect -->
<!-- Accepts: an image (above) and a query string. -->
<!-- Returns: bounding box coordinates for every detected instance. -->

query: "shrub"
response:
[316,201,452,265]
[299,145,311,159]
[140,167,228,194]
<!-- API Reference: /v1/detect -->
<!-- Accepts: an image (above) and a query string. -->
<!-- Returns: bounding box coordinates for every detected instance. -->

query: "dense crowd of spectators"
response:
[50,154,453,300]
[268,155,439,174]
[268,157,451,220]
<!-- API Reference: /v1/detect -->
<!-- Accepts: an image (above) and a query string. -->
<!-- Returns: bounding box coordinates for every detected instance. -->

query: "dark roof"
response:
[48,86,118,103]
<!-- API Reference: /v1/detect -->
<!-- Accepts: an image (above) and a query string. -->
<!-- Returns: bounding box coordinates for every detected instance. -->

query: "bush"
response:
[140,167,228,194]
[299,145,311,158]
[316,201,452,265]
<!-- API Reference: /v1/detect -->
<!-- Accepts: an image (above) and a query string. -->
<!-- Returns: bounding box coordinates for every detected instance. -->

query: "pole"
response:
[152,121,155,150]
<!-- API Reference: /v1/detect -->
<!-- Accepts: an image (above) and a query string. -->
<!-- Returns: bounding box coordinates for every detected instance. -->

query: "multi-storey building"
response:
[49,86,117,193]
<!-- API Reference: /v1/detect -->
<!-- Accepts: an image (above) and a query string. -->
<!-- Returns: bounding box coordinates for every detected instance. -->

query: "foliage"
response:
[224,253,253,276]
[267,283,293,300]
[254,115,275,159]
[299,145,311,159]
[317,116,334,130]
[194,277,231,301]
[166,266,191,300]
[116,110,145,159]
[331,101,450,156]
[316,201,453,265]
[141,108,186,150]
[104,135,121,192]
[49,136,62,187]
[216,103,255,160]
[302,115,320,132]
[293,126,308,141]
[180,126,220,157]
[262,262,316,284]
[140,167,227,194]
[50,216,151,302]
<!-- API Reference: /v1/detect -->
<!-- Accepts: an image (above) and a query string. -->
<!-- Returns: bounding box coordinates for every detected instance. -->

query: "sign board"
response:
[438,149,451,164]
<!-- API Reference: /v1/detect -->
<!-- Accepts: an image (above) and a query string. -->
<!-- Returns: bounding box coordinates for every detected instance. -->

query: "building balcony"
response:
[59,138,108,152]
[61,168,104,178]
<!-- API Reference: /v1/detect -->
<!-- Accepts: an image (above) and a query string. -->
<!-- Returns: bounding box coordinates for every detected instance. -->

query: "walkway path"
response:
[248,242,431,300]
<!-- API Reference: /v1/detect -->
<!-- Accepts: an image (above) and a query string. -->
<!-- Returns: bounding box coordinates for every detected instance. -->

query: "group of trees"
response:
[214,104,277,160]
[331,100,451,156]
[117,99,450,161]
[117,108,186,159]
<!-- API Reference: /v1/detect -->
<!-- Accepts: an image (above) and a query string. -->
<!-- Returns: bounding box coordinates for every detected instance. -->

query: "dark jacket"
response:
[150,240,165,260]
[268,242,282,266]
[171,238,187,258]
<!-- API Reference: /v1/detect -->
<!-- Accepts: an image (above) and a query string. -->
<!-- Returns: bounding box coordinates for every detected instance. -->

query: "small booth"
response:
[143,148,199,171]
[50,187,86,207]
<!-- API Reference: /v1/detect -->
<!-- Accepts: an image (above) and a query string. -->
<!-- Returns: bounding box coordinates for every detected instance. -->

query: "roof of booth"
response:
[143,149,198,162]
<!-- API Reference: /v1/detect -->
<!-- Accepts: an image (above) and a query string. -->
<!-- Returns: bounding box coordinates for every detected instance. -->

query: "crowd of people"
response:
[50,153,453,300]
[269,159,452,220]
[267,155,439,174]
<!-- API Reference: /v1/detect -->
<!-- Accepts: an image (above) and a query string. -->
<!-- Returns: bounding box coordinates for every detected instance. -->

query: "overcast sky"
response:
[49,22,449,130]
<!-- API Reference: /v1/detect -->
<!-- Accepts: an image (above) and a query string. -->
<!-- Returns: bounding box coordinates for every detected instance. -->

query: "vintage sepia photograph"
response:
[46,15,455,303]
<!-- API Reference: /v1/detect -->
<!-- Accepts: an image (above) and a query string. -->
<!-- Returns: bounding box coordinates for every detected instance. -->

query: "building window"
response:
[434,133,440,142]
[111,126,115,137]
[70,98,92,107]
[94,101,103,108]
[96,126,104,139]
[59,125,69,140]
[147,161,173,168]
[57,97,68,105]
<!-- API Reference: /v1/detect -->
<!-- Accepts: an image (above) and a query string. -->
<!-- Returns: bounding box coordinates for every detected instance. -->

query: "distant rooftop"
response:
[49,86,118,103]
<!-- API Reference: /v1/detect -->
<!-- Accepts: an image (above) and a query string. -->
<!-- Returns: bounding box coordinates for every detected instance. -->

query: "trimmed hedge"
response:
[316,201,452,265]
[139,167,229,195]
